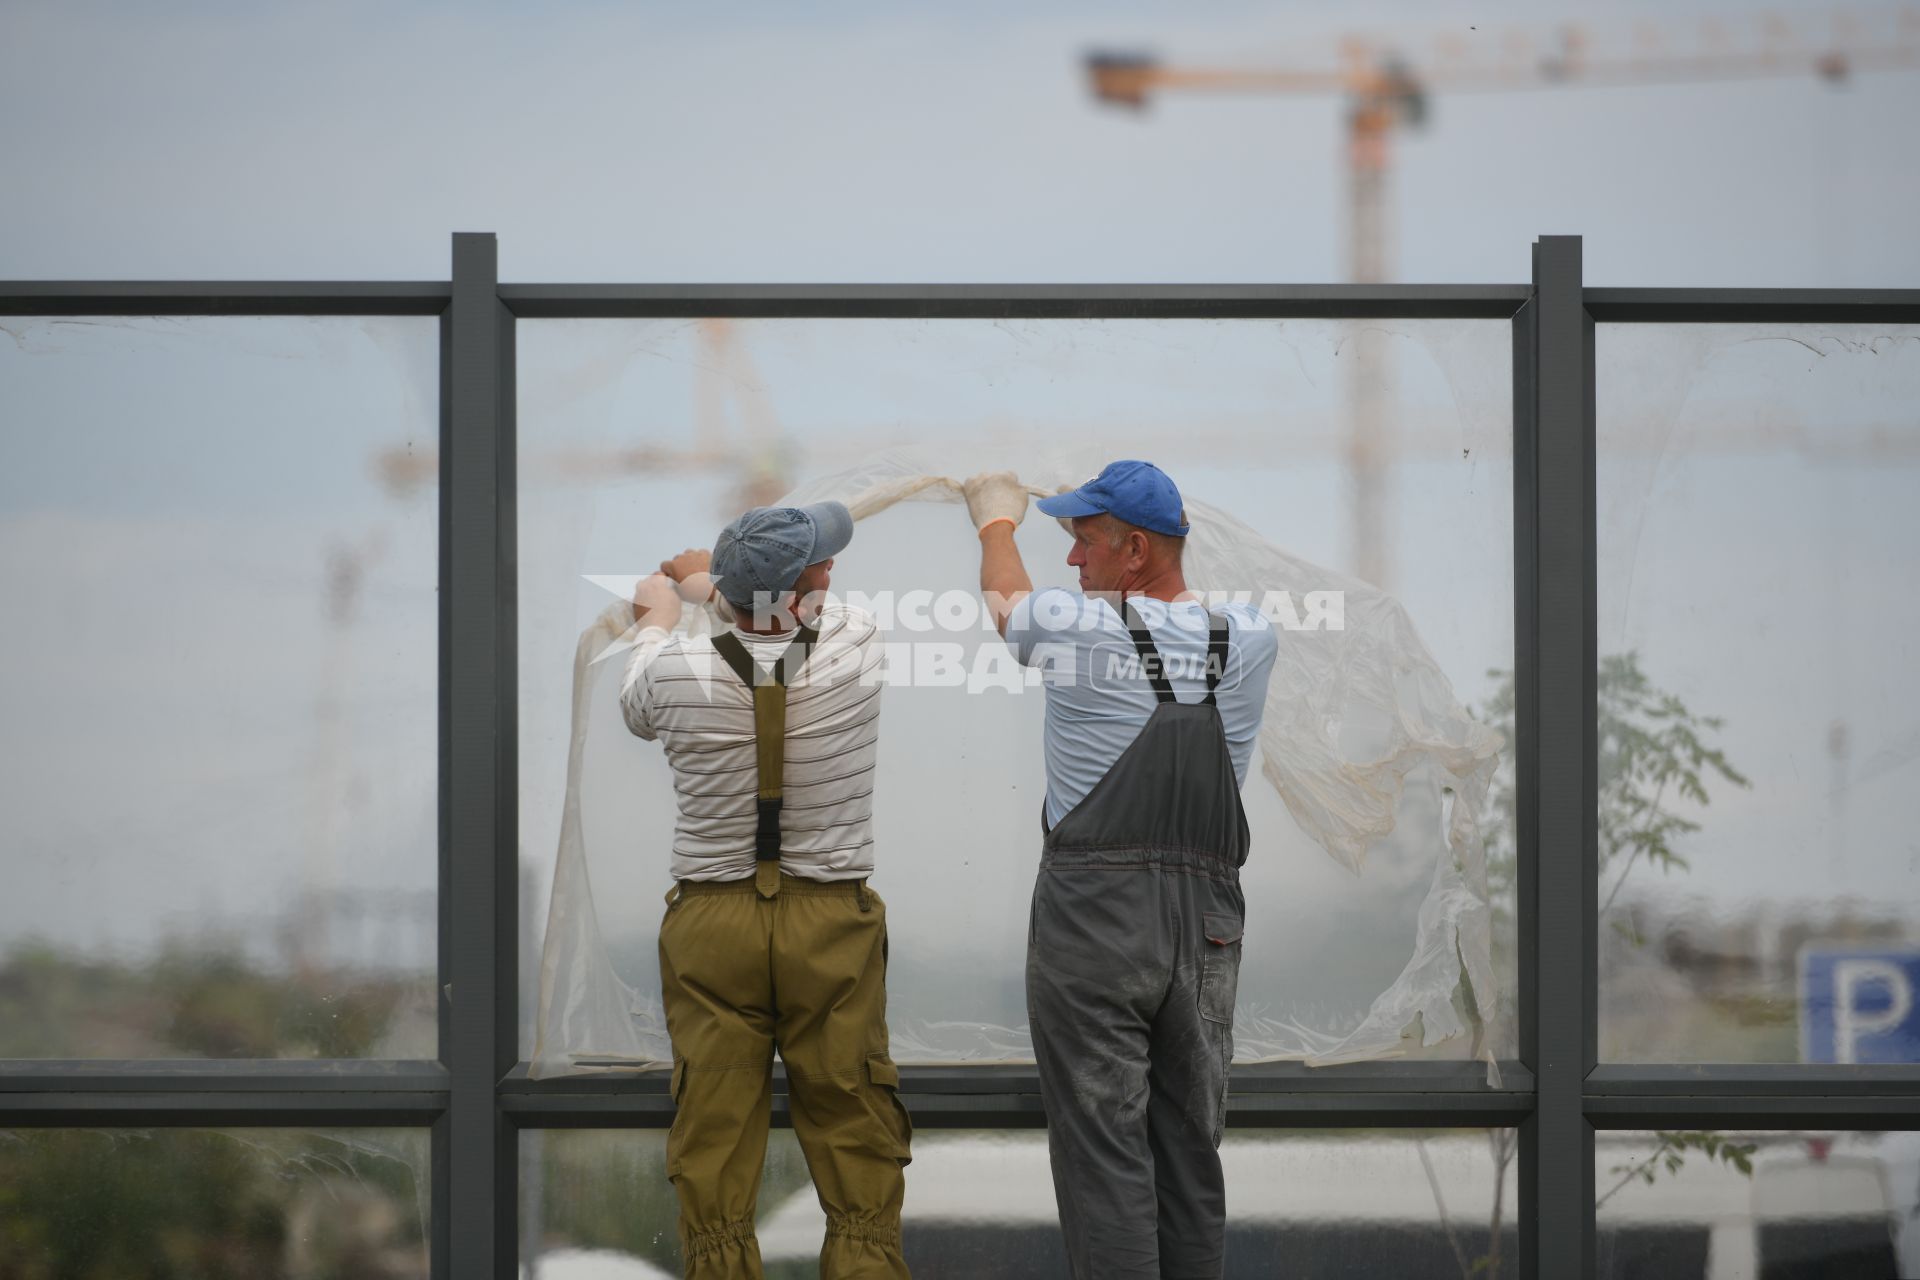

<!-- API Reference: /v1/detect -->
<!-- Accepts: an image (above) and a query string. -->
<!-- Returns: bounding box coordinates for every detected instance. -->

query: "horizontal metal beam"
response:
[1586,1096,1920,1129]
[502,1061,1536,1129]
[502,1091,1047,1129]
[0,1092,446,1126]
[499,1064,1060,1096]
[1584,287,1920,324]
[11,282,1904,326]
[1586,1064,1920,1096]
[9,282,1917,325]
[0,1061,448,1092]
[501,1060,1531,1096]
[0,281,451,316]
[498,282,1531,320]
[1231,1060,1532,1093]
[501,1088,1535,1130]
[1224,1092,1535,1127]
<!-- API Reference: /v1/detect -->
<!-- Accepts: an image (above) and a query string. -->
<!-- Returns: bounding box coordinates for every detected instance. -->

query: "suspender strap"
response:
[1204,613,1228,707]
[709,624,818,897]
[1120,600,1232,706]
[1121,598,1176,704]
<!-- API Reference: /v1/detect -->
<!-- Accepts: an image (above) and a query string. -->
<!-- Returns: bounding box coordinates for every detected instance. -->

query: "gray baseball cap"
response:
[710,501,854,610]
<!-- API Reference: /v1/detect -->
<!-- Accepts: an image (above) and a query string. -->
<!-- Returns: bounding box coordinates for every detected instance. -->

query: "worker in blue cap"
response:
[961,462,1278,1280]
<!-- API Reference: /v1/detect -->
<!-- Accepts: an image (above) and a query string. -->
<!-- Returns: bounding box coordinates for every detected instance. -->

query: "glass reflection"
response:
[1596,1129,1917,1279]
[1596,324,1920,1063]
[523,1128,1519,1279]
[0,1127,430,1279]
[0,316,440,1058]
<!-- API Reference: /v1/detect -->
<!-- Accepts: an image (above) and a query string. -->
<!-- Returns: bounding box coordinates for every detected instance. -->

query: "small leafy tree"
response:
[1479,652,1750,941]
[1442,652,1750,1278]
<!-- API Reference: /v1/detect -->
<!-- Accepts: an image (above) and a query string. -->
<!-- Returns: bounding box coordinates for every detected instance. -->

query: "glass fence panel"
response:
[0,1126,431,1278]
[1596,324,1920,1064]
[515,317,1516,1071]
[0,316,440,1058]
[523,1126,1520,1279]
[1595,1128,1916,1279]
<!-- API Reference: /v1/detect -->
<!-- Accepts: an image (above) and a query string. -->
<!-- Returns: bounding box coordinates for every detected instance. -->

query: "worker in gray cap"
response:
[961,463,1278,1280]
[622,500,911,1280]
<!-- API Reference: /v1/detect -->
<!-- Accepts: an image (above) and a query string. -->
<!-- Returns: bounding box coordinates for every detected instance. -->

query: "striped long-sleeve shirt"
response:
[619,603,883,882]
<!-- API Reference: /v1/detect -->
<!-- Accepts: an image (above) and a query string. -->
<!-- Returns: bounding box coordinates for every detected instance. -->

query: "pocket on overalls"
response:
[865,1052,914,1165]
[1199,911,1243,1026]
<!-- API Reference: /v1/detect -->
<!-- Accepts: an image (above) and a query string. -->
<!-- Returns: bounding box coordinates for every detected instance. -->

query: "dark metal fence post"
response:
[1511,282,1541,1280]
[1520,234,1597,1278]
[443,231,518,1280]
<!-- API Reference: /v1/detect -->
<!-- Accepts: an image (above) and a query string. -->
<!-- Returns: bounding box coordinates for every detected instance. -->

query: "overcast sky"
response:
[4,0,1917,285]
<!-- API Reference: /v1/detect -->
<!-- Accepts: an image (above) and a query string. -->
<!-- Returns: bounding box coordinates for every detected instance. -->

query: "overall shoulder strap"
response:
[1121,598,1175,704]
[708,625,820,892]
[1203,612,1229,707]
[771,625,817,686]
[709,624,819,692]
[707,630,759,690]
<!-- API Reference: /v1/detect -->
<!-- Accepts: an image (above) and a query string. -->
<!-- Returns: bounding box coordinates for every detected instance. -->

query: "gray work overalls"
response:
[1027,599,1249,1280]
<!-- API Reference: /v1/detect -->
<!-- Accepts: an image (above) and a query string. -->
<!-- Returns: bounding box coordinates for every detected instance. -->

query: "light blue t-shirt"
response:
[1004,589,1279,829]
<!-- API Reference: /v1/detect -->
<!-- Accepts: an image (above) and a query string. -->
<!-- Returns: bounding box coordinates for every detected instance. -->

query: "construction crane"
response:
[377,317,797,512]
[1085,6,1920,587]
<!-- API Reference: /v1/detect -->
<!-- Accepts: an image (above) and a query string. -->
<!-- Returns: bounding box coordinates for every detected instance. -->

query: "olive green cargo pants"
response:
[659,875,913,1280]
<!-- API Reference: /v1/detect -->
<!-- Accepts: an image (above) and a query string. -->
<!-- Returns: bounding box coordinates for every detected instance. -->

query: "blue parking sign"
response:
[1800,947,1920,1064]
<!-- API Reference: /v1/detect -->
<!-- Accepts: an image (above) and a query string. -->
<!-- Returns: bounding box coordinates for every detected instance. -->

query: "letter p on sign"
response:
[1800,948,1920,1064]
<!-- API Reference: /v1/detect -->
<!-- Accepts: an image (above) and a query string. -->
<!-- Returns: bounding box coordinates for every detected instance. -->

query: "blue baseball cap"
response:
[1036,460,1190,537]
[710,501,854,610]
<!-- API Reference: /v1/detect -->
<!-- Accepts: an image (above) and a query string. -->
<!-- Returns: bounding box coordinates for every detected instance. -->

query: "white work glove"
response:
[962,471,1028,533]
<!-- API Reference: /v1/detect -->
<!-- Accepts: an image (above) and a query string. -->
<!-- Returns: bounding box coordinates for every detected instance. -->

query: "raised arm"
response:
[620,572,684,739]
[630,571,684,632]
[963,472,1033,637]
[660,546,736,626]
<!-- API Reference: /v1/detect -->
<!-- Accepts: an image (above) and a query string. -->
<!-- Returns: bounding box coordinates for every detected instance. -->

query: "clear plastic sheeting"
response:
[531,455,1504,1078]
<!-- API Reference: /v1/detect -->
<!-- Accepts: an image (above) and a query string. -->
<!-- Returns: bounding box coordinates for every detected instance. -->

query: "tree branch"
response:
[1599,776,1672,918]
[1595,1136,1675,1211]
[1417,1136,1475,1280]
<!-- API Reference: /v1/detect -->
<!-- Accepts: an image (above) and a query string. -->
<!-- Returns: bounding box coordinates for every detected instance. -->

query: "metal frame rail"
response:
[5,235,1919,1279]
